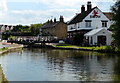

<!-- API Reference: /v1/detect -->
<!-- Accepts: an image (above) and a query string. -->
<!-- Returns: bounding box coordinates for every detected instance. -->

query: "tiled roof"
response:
[68,7,97,25]
[41,22,60,29]
[0,25,3,28]
[103,12,113,20]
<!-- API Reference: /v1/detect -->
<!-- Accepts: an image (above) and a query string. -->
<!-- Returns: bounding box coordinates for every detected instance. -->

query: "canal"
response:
[0,48,120,81]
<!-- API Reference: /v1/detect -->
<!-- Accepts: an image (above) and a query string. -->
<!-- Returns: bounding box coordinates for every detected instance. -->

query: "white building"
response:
[67,1,113,45]
[0,25,14,40]
[0,25,14,33]
[84,28,113,45]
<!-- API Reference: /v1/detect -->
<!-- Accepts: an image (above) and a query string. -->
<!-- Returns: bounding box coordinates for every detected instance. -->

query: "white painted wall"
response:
[86,29,113,45]
[0,25,14,32]
[67,7,112,32]
[84,8,111,29]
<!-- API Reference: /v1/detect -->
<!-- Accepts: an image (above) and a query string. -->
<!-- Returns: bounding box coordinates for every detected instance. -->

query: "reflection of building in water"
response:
[46,50,66,75]
[44,50,115,81]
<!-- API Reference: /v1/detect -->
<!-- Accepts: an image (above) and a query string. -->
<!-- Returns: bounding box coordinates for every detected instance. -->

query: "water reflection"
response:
[0,48,120,81]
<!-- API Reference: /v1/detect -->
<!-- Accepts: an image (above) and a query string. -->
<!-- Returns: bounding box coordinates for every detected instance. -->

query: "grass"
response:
[0,47,9,52]
[54,43,119,53]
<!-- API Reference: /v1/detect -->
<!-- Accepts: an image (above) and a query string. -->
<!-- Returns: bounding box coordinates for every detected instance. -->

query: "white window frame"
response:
[85,20,92,28]
[101,20,108,27]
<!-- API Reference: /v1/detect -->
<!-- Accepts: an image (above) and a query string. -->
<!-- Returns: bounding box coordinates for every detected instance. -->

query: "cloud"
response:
[0,0,7,12]
[0,0,115,25]
[7,0,114,2]
[7,0,115,9]
[9,9,77,25]
[0,0,8,24]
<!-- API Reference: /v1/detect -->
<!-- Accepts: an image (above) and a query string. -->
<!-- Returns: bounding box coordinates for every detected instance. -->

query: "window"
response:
[101,21,108,27]
[86,22,91,27]
[85,20,92,28]
[70,27,76,30]
[70,27,73,30]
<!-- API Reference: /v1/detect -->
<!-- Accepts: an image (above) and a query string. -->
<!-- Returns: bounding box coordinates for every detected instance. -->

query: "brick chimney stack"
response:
[87,1,92,11]
[50,19,53,23]
[54,18,56,23]
[60,16,64,22]
[81,5,85,13]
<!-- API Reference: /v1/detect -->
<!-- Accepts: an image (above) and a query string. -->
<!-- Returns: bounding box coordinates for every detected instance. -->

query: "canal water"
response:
[0,48,120,81]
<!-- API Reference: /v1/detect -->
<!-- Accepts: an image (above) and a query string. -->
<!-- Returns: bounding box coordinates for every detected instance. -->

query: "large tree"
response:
[111,1,120,49]
[30,24,43,35]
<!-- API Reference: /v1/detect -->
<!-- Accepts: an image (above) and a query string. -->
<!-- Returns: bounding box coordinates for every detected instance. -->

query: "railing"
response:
[7,36,59,45]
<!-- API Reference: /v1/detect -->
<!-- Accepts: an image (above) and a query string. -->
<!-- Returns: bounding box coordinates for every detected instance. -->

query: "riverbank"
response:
[0,65,7,83]
[0,43,24,82]
[28,43,120,54]
[0,44,24,55]
[53,43,120,53]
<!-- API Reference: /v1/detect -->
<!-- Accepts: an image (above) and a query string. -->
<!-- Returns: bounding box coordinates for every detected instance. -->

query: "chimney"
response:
[87,1,92,11]
[54,18,56,23]
[60,16,64,22]
[50,19,53,23]
[81,5,85,13]
[47,20,50,23]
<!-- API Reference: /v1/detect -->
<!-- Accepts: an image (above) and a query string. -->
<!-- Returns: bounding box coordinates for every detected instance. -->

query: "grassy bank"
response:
[0,47,8,52]
[0,44,24,55]
[0,44,24,82]
[54,43,120,53]
[0,65,8,83]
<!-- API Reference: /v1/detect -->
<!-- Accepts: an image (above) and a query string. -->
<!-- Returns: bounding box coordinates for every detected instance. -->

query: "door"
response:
[97,36,106,45]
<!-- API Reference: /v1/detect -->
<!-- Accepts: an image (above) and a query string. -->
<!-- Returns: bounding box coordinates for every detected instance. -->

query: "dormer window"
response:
[70,27,73,30]
[85,20,92,28]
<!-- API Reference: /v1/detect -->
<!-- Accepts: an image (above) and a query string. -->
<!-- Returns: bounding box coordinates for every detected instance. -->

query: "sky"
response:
[0,0,116,25]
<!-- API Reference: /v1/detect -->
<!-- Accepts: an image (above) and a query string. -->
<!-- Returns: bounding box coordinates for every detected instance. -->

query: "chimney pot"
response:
[50,19,53,23]
[60,16,64,22]
[81,5,85,13]
[54,18,56,23]
[87,1,92,11]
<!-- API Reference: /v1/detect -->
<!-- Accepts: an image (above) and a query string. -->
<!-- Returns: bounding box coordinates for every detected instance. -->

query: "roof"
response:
[103,12,113,20]
[68,7,97,25]
[41,22,59,29]
[0,25,3,28]
[84,28,112,36]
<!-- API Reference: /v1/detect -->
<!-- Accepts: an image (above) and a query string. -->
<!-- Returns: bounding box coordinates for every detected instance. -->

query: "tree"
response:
[73,34,84,45]
[12,25,23,32]
[30,24,43,35]
[111,1,120,49]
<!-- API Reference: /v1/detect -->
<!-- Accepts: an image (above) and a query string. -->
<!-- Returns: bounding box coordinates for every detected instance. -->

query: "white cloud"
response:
[9,9,77,25]
[0,0,8,24]
[0,0,115,25]
[0,0,7,12]
[7,0,114,2]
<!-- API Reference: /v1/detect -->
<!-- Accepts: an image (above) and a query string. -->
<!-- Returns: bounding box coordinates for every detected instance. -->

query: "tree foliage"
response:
[11,23,45,36]
[30,24,43,35]
[73,34,84,45]
[12,25,30,32]
[111,1,120,49]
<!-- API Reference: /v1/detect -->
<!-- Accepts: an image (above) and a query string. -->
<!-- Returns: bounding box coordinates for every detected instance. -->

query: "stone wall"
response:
[42,22,67,40]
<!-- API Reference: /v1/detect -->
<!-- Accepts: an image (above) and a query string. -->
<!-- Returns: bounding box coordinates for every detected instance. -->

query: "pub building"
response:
[67,1,113,45]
